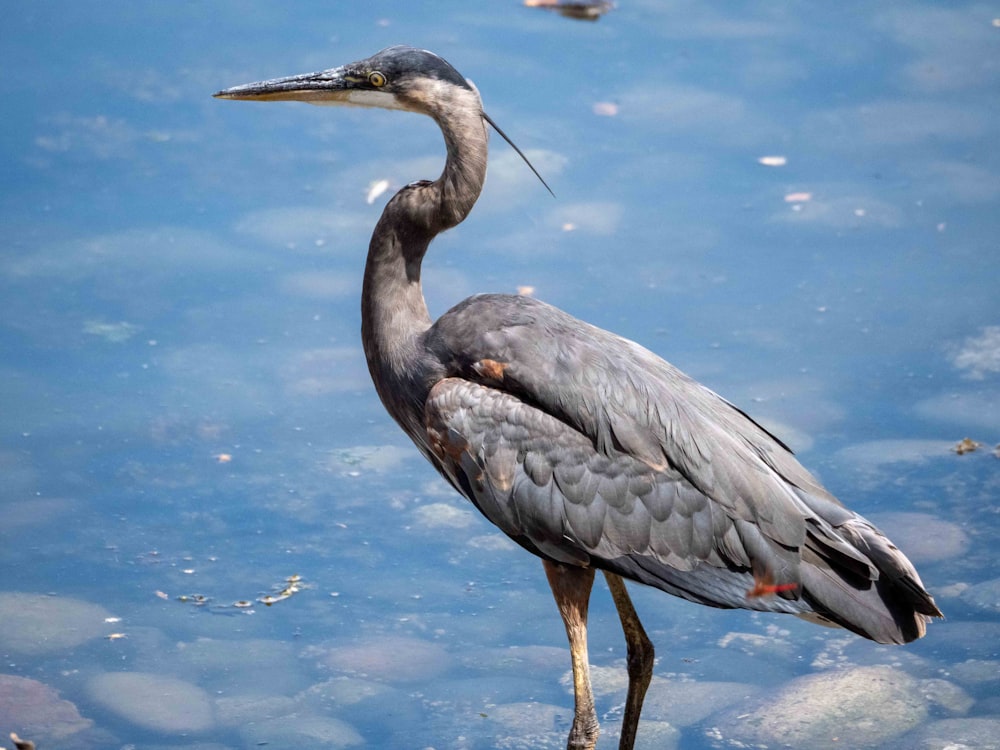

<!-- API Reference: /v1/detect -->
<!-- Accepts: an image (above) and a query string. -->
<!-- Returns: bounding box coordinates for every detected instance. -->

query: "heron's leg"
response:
[604,572,654,750]
[543,559,599,750]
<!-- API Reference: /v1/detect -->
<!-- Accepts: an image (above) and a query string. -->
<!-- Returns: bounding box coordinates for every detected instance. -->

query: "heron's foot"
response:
[567,709,600,750]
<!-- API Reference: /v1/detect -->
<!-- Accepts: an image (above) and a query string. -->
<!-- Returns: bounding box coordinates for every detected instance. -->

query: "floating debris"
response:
[757,155,787,167]
[214,453,233,464]
[784,191,812,202]
[592,101,619,116]
[8,733,36,750]
[524,0,614,22]
[951,325,1000,379]
[953,437,981,455]
[105,633,128,641]
[517,285,536,297]
[172,574,308,612]
[257,593,291,606]
[258,573,306,606]
[177,593,210,605]
[82,319,141,343]
[366,178,391,204]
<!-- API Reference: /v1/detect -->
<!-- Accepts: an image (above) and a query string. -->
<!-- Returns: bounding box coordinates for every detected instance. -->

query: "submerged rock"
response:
[461,644,569,676]
[920,677,974,715]
[310,674,384,703]
[959,577,1000,614]
[640,677,758,727]
[630,720,680,750]
[0,674,92,743]
[949,658,1000,686]
[485,701,574,750]
[0,592,111,655]
[867,512,970,563]
[708,665,928,749]
[903,717,1000,749]
[87,672,214,733]
[172,636,307,695]
[928,622,1000,661]
[239,715,362,747]
[213,692,297,727]
[311,635,451,683]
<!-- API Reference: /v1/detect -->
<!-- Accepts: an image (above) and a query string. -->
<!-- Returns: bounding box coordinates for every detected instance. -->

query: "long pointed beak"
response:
[214,67,355,103]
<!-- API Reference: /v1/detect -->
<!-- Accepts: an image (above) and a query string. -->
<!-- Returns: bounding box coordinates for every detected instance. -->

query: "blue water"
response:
[2,2,998,748]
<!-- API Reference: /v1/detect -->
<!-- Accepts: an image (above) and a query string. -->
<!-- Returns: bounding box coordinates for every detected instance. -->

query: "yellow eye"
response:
[368,71,386,87]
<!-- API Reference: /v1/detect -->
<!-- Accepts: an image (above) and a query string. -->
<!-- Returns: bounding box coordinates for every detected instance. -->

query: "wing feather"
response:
[425,295,819,549]
[420,295,941,641]
[425,377,800,611]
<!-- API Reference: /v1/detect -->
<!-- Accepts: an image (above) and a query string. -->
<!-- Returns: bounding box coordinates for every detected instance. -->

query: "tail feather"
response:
[840,518,942,617]
[799,514,942,644]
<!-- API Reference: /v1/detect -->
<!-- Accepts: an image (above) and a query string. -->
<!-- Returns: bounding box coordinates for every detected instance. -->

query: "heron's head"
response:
[214,45,477,118]
[215,46,554,197]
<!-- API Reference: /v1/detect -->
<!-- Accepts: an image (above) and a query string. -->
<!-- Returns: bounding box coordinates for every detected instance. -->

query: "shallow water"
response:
[2,2,998,748]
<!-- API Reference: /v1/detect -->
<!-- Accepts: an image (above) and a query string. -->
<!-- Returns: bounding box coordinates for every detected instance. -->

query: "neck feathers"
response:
[360,78,488,418]
[392,79,488,236]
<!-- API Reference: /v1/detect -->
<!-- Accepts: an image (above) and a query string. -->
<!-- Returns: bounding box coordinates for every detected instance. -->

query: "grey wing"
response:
[428,295,832,549]
[424,377,812,614]
[425,296,940,642]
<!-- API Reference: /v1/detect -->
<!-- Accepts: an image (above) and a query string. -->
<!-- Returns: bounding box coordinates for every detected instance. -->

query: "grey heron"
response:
[215,45,942,750]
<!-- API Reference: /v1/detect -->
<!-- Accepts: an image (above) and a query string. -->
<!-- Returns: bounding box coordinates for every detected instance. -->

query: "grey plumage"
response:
[216,46,941,750]
[422,293,938,643]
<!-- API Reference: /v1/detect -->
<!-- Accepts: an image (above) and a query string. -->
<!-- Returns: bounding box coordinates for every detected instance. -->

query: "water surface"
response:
[2,2,998,748]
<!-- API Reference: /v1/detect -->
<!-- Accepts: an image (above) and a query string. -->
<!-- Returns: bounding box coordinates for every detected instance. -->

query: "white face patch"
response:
[308,89,408,111]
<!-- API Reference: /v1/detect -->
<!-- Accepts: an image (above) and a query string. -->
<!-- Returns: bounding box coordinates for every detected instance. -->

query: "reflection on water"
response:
[2,2,998,748]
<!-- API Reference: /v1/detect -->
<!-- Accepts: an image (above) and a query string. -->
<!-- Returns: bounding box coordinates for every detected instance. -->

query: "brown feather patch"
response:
[473,358,509,381]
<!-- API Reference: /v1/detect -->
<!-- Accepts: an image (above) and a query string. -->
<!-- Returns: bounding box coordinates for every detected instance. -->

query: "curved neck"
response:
[361,87,489,417]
